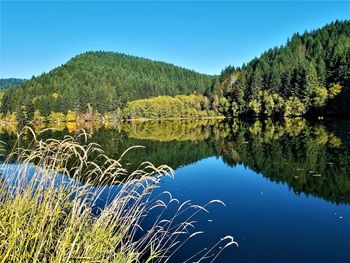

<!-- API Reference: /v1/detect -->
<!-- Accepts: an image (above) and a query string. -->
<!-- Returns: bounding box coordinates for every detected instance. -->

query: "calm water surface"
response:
[1,118,349,262]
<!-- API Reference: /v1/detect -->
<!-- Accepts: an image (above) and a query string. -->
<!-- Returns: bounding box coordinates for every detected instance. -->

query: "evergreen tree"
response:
[217,20,350,117]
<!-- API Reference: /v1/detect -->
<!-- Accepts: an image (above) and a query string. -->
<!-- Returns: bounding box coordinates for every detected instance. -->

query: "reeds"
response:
[0,128,237,262]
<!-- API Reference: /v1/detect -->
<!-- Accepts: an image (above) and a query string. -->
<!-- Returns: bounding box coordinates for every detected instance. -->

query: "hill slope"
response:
[216,20,350,116]
[0,78,26,90]
[1,52,214,118]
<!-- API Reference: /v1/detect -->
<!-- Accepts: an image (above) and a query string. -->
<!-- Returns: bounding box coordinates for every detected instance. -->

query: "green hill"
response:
[0,52,214,119]
[0,78,26,90]
[215,20,350,117]
[2,21,350,121]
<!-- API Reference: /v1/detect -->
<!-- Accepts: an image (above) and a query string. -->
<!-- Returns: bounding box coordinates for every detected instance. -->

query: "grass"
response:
[0,128,237,262]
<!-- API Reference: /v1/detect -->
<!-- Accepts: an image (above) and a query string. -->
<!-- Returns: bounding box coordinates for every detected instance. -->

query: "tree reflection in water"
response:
[0,118,349,204]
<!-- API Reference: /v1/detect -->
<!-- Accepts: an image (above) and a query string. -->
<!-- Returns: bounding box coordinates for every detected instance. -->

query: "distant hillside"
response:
[0,78,26,89]
[2,21,349,121]
[1,52,214,118]
[216,20,350,117]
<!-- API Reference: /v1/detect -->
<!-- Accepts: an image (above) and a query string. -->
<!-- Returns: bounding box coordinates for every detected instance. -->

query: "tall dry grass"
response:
[0,128,237,262]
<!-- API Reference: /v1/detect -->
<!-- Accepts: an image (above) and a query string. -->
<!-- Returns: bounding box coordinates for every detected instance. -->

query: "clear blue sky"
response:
[0,1,349,78]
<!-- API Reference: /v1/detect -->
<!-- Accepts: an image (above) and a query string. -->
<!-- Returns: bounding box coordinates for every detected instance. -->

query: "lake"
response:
[1,118,349,263]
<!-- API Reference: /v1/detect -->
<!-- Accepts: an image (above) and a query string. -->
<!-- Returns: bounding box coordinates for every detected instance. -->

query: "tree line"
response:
[0,21,349,121]
[0,51,214,122]
[0,78,26,90]
[122,94,227,119]
[215,20,350,117]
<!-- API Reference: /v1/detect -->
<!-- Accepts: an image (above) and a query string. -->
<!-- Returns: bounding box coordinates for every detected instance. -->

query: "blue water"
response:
[94,155,350,262]
[155,157,350,263]
[1,119,349,262]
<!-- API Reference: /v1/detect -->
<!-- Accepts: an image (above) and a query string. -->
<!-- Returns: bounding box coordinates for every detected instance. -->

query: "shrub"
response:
[0,128,237,262]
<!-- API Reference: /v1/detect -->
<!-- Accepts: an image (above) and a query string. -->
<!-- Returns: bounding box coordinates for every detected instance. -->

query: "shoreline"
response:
[2,114,350,127]
[0,115,226,125]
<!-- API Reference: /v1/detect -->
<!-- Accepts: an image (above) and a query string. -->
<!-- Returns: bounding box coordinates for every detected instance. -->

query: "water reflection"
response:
[221,119,349,204]
[0,118,349,204]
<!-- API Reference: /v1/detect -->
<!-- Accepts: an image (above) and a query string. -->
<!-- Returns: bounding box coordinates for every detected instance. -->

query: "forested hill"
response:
[0,78,26,90]
[0,52,214,118]
[2,21,350,122]
[216,20,350,117]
